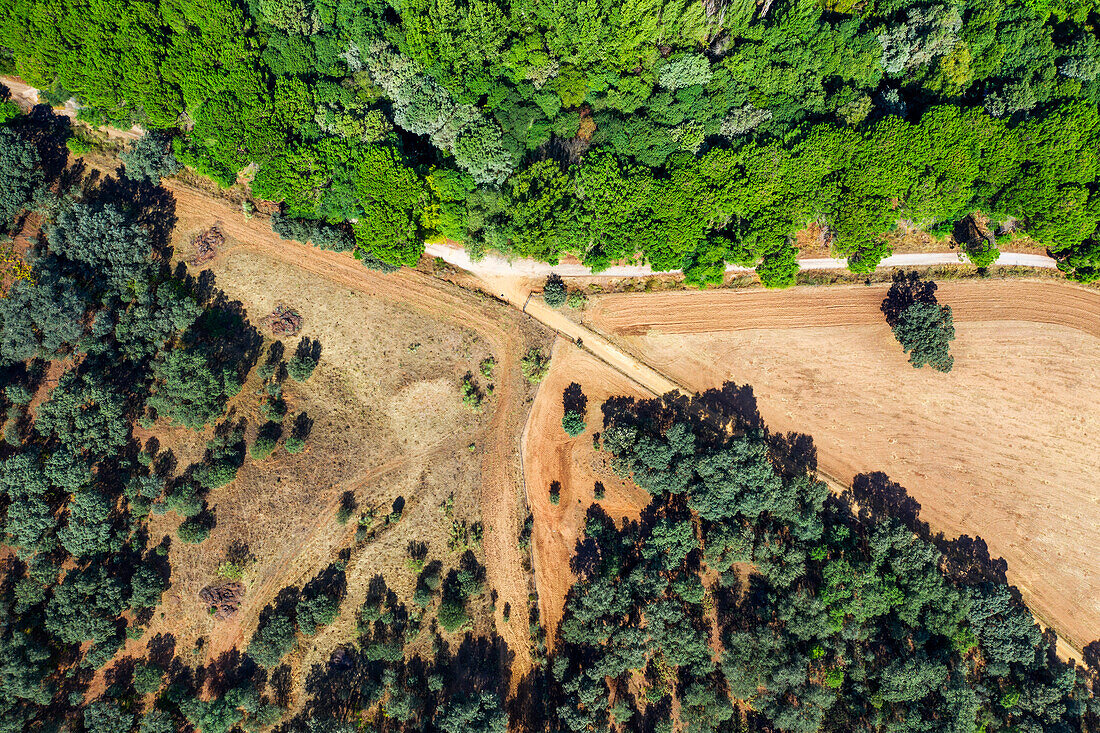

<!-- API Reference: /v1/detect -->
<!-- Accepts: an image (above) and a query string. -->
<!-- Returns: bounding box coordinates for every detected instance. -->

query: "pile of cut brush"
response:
[263,304,303,336]
[191,226,223,265]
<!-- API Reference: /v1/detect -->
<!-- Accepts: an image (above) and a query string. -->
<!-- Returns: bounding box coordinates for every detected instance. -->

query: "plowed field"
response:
[584,281,1100,655]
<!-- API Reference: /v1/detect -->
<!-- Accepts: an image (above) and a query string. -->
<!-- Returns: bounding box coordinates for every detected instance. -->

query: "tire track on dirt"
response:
[211,433,476,657]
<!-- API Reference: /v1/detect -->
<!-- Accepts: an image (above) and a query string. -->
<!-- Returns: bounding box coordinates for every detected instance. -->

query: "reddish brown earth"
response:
[520,339,653,646]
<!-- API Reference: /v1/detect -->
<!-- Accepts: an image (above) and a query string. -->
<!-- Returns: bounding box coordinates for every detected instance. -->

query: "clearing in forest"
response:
[114,185,551,702]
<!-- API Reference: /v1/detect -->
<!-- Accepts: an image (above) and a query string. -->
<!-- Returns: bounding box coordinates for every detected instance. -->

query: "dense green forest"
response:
[2,0,1100,283]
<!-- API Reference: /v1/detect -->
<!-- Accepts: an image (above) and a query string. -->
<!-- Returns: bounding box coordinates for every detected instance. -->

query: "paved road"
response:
[426,243,1058,278]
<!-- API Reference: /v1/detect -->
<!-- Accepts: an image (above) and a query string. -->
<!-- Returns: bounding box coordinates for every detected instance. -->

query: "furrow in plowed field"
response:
[587,280,1100,338]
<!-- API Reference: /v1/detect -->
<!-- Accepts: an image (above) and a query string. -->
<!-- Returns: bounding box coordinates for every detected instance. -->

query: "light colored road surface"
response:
[2,75,143,139]
[523,298,685,397]
[427,242,1058,278]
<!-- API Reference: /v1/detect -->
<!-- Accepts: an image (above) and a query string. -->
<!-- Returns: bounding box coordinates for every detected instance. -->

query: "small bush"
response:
[177,518,211,544]
[133,662,164,694]
[196,461,238,490]
[438,598,470,632]
[521,349,550,383]
[461,374,484,412]
[250,435,277,460]
[562,410,586,437]
[121,132,181,184]
[566,291,587,309]
[891,300,955,372]
[3,384,32,406]
[518,514,533,550]
[846,240,892,274]
[964,239,1000,268]
[336,492,357,525]
[66,135,94,155]
[217,560,247,580]
[549,481,561,505]
[260,398,287,422]
[543,274,566,307]
[284,436,306,454]
[247,613,296,668]
[479,356,495,378]
[756,239,799,288]
[287,355,317,382]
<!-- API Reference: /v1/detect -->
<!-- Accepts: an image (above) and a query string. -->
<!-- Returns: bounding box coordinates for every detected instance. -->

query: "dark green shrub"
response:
[247,613,296,668]
[543,274,566,307]
[438,598,470,632]
[287,355,316,382]
[177,518,211,544]
[562,410,586,436]
[891,301,956,372]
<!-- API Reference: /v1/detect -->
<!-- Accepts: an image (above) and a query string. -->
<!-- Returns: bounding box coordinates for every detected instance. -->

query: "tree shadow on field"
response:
[842,470,1008,586]
[562,382,587,415]
[1083,640,1100,672]
[178,265,264,378]
[295,335,322,363]
[881,270,940,328]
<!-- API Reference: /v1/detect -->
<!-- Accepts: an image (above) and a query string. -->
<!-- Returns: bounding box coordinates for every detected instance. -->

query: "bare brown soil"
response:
[520,339,653,646]
[586,280,1100,338]
[584,281,1100,655]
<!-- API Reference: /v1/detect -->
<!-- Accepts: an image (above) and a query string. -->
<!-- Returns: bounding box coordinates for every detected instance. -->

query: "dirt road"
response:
[585,280,1100,338]
[426,242,1058,279]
